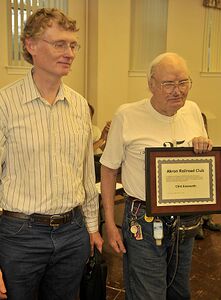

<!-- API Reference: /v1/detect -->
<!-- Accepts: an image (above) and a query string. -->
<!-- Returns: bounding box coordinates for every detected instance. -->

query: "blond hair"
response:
[21,8,78,64]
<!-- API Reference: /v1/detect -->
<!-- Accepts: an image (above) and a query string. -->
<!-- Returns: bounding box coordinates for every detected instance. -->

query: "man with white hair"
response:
[100,52,212,300]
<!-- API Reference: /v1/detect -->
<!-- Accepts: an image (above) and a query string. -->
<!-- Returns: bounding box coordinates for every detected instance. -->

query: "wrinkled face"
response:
[148,57,191,116]
[25,22,78,80]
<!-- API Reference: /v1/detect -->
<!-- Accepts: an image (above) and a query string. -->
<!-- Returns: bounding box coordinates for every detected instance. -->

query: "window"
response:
[8,0,68,68]
[202,7,221,74]
[129,0,168,75]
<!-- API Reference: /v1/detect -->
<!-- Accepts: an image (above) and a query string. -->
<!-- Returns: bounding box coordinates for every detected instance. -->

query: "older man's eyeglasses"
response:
[41,39,81,53]
[153,77,192,93]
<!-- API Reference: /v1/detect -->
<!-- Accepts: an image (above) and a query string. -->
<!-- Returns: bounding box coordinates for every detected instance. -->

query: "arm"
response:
[93,138,106,153]
[0,117,7,299]
[93,121,111,152]
[101,165,126,254]
[82,112,104,254]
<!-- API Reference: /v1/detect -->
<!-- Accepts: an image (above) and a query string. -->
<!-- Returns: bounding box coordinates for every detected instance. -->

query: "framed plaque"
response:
[145,147,221,216]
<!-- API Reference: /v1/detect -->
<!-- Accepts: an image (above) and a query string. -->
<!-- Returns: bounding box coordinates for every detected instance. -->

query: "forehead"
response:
[154,57,188,81]
[42,22,78,41]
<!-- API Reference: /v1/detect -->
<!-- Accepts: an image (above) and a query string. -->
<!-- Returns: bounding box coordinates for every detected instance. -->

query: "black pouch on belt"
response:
[178,215,202,240]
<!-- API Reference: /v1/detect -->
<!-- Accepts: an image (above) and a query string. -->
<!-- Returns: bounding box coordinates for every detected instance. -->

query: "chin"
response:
[168,102,184,114]
[173,99,185,107]
[59,69,71,76]
[173,104,184,113]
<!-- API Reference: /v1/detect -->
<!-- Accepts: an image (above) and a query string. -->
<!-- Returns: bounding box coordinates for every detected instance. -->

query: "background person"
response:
[100,52,212,300]
[88,103,111,155]
[88,103,111,182]
[0,8,103,300]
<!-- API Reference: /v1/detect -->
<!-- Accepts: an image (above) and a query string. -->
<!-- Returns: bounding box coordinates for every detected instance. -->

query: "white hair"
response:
[147,52,189,81]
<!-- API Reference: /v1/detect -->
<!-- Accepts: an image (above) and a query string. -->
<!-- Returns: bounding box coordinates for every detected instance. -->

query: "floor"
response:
[102,203,221,300]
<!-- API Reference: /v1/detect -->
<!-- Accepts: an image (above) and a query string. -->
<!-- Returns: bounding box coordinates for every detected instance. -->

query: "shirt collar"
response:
[22,69,71,105]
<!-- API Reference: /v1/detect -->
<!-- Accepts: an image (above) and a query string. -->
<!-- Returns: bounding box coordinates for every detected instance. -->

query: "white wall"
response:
[0,0,86,96]
[167,0,221,145]
[87,0,131,126]
[87,0,221,145]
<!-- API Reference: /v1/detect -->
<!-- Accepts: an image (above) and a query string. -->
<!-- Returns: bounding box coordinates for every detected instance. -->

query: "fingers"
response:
[106,121,111,129]
[0,292,7,299]
[117,240,126,254]
[96,243,103,254]
[94,236,104,254]
[107,228,126,254]
[192,137,213,153]
[89,232,104,256]
[0,271,7,299]
[0,293,7,299]
[207,139,213,151]
[104,121,111,132]
[110,238,126,254]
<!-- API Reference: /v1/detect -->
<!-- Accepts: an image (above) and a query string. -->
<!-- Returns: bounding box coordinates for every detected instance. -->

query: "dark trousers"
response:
[122,199,194,300]
[0,209,90,300]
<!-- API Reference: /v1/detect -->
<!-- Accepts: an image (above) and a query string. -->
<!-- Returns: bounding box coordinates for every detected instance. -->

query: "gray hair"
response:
[147,52,189,81]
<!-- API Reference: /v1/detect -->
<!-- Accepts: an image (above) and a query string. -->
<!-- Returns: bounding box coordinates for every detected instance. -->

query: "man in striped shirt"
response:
[0,8,103,300]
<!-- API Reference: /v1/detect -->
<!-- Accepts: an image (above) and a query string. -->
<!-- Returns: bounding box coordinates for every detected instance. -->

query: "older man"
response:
[0,8,103,300]
[100,53,212,300]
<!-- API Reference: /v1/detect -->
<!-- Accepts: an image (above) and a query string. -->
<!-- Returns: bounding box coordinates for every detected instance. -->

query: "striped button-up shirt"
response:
[0,70,98,232]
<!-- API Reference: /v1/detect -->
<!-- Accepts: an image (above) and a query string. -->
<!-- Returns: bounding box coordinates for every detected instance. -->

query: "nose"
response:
[63,46,75,58]
[173,84,182,94]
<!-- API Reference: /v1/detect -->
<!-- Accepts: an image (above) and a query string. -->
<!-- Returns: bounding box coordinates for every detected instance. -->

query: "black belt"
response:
[2,207,79,227]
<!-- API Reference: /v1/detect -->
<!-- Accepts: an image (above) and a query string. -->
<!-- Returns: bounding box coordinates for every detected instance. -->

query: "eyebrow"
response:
[161,78,189,84]
[53,39,78,43]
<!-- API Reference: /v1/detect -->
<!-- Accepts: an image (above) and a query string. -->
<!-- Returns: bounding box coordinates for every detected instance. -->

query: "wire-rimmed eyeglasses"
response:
[41,39,81,53]
[153,77,192,93]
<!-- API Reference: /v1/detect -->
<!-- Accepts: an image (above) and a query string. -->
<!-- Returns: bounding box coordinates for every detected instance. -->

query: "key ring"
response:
[131,200,141,218]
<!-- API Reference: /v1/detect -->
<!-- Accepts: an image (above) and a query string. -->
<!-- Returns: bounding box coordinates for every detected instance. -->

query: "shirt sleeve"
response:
[190,102,208,144]
[100,111,124,170]
[0,113,6,207]
[81,112,99,233]
[194,102,208,137]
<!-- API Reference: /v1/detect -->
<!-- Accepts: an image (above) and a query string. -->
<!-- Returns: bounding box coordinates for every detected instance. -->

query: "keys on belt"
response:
[129,199,167,246]
[129,201,143,240]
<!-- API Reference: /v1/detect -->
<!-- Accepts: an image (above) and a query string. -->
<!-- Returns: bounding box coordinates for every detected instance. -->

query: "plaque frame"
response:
[145,147,221,216]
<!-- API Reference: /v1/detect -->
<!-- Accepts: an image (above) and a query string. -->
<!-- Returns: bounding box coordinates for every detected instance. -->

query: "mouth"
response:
[168,97,183,102]
[58,62,71,66]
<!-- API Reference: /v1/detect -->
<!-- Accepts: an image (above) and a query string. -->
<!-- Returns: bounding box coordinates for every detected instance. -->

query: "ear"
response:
[25,38,37,56]
[148,78,155,93]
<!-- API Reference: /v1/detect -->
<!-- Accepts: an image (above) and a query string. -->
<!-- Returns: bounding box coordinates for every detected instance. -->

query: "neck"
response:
[150,97,176,117]
[32,69,61,104]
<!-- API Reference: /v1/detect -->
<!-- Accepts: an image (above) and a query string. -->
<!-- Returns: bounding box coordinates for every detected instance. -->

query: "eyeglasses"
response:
[41,39,81,53]
[153,77,192,93]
